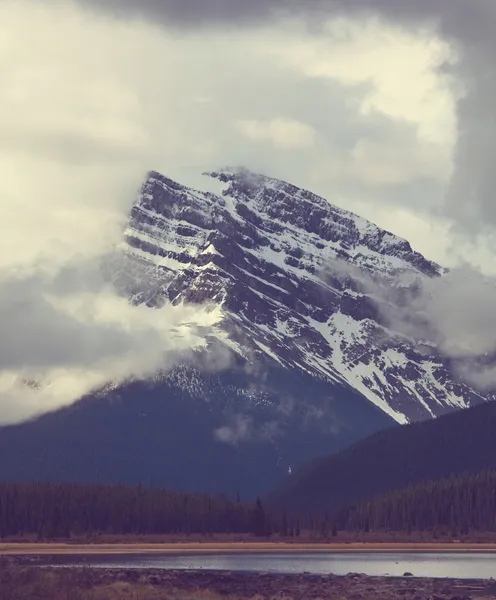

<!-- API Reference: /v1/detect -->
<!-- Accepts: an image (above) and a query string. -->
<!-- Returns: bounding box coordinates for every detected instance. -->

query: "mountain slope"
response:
[335,469,496,534]
[0,361,392,497]
[270,399,496,512]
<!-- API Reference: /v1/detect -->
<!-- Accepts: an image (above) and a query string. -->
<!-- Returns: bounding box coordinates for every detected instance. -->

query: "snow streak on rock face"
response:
[115,167,486,424]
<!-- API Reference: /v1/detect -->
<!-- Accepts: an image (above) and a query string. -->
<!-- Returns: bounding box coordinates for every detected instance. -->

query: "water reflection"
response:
[51,552,496,579]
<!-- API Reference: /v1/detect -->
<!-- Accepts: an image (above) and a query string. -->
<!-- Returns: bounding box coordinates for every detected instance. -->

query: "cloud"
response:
[75,0,496,245]
[3,0,496,422]
[214,415,254,444]
[235,118,316,150]
[76,0,283,26]
[415,269,496,358]
[0,263,222,424]
[214,412,284,445]
[325,256,496,389]
[327,136,450,187]
[0,267,220,372]
[75,0,492,37]
[406,269,496,390]
[0,0,229,424]
[2,0,454,251]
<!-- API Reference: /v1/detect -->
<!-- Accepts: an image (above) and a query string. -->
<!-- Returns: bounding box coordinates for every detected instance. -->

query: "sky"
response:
[1,0,496,422]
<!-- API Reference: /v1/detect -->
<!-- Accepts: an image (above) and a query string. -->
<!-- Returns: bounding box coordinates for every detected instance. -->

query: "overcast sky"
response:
[1,0,496,422]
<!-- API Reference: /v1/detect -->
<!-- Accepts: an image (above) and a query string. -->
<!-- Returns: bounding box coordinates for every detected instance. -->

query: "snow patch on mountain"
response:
[114,167,488,424]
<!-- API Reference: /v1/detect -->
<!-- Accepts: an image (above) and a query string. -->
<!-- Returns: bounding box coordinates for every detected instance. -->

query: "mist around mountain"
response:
[0,168,493,498]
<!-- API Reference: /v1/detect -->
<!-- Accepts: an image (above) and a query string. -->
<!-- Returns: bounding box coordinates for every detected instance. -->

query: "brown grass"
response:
[5,528,496,547]
[0,566,236,600]
[3,540,496,556]
[0,566,340,600]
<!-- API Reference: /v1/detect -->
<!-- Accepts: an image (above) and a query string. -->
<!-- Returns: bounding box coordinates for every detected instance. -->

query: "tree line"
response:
[0,482,275,539]
[4,469,496,540]
[332,469,496,536]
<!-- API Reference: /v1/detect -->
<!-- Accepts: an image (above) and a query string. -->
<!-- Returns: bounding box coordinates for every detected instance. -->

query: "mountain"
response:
[269,399,496,512]
[0,168,489,496]
[111,167,486,423]
[0,365,391,497]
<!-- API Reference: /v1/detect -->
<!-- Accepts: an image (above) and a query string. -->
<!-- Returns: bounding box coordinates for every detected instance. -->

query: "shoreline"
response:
[1,563,493,600]
[3,541,496,555]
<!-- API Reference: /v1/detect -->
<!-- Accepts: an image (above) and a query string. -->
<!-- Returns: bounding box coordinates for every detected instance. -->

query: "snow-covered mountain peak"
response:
[197,167,440,291]
[112,168,487,424]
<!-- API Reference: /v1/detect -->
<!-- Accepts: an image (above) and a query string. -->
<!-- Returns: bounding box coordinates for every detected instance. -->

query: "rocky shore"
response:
[81,568,495,599]
[2,557,496,600]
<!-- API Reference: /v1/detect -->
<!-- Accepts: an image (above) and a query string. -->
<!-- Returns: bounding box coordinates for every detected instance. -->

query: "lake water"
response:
[51,552,496,579]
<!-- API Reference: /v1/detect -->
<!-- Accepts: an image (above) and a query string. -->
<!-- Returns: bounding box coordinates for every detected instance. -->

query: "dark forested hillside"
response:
[270,399,496,512]
[0,482,270,539]
[335,470,496,535]
[0,365,392,499]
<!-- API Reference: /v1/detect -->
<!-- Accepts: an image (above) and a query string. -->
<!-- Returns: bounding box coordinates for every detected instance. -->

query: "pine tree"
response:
[252,497,267,537]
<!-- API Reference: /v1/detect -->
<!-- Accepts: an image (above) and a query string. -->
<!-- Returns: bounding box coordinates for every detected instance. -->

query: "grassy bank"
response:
[5,540,496,555]
[0,565,221,600]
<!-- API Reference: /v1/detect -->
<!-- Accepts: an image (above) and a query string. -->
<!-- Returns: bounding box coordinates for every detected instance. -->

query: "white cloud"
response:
[1,0,490,422]
[262,17,457,147]
[0,296,222,425]
[235,118,316,149]
[214,415,253,444]
[323,137,451,186]
[0,1,155,269]
[0,0,225,423]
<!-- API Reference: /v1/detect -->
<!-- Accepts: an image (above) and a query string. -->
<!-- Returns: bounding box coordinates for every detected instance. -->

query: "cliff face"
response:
[116,167,485,424]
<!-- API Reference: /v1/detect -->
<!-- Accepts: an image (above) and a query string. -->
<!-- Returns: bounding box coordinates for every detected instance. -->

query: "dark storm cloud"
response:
[0,270,157,370]
[75,0,491,30]
[77,0,496,233]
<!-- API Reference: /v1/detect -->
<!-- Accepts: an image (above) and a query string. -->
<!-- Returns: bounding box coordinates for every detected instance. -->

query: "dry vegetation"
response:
[0,564,226,600]
[6,538,496,556]
[6,522,496,548]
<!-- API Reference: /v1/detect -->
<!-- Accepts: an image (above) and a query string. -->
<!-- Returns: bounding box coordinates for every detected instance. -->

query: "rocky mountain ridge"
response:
[113,167,486,424]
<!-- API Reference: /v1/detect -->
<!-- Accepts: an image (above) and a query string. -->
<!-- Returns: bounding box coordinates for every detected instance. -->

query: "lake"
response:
[49,552,496,579]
